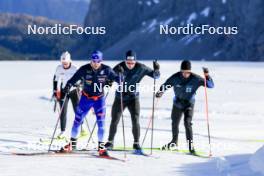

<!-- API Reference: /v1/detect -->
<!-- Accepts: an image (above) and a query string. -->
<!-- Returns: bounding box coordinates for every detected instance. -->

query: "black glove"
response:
[155,91,164,98]
[62,84,71,95]
[153,60,160,71]
[202,67,209,74]
[116,65,124,74]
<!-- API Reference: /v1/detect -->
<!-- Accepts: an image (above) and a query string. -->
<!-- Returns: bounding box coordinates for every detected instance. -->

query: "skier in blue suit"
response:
[61,51,121,156]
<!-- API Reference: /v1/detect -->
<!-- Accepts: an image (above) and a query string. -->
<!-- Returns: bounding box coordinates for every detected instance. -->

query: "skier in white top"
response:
[53,51,83,139]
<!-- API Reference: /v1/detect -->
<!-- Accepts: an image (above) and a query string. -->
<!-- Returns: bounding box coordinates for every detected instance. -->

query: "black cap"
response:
[181,60,191,71]
[126,50,136,60]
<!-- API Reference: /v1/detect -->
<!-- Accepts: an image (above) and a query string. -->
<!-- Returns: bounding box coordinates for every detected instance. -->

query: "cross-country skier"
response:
[53,51,82,139]
[155,60,214,154]
[104,50,160,153]
[61,51,120,156]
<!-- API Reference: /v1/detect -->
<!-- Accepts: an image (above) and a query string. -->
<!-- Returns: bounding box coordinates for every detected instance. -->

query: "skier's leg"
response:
[69,89,87,135]
[69,89,80,113]
[127,98,140,145]
[71,96,93,139]
[93,97,106,143]
[171,105,183,145]
[59,96,69,133]
[107,97,127,143]
[183,105,194,152]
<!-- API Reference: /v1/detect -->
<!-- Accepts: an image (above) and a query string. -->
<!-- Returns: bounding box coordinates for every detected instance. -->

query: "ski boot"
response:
[133,142,144,155]
[161,141,178,151]
[60,138,77,153]
[104,141,114,150]
[188,140,196,154]
[98,142,109,157]
[57,131,67,140]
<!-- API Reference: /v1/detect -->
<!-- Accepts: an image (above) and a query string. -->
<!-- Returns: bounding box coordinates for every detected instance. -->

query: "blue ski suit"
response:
[65,63,119,142]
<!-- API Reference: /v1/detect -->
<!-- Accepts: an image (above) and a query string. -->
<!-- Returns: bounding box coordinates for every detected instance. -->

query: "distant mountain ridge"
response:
[76,0,264,61]
[0,13,80,60]
[0,0,90,24]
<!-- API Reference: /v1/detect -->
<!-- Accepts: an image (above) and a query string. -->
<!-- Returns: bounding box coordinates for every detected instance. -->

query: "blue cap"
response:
[91,51,103,62]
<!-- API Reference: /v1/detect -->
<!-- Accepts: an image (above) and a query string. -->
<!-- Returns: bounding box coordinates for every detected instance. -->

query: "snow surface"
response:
[146,1,152,6]
[161,17,174,26]
[153,0,159,4]
[250,145,264,175]
[200,7,210,17]
[144,19,157,33]
[0,61,264,176]
[187,13,197,24]
[221,16,226,22]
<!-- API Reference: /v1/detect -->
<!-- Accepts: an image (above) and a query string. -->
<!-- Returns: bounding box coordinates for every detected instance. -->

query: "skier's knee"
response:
[96,112,105,118]
[97,119,105,128]
[74,115,83,125]
[132,120,140,128]
[184,120,192,128]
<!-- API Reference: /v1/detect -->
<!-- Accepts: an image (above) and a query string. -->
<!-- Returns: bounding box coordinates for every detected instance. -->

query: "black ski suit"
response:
[158,72,214,145]
[108,61,160,143]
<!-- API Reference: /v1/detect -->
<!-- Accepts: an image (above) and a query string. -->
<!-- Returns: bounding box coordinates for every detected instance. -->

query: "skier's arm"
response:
[71,65,82,88]
[53,75,57,94]
[156,74,175,98]
[108,67,120,84]
[53,66,60,98]
[105,64,121,87]
[64,66,85,92]
[143,63,160,79]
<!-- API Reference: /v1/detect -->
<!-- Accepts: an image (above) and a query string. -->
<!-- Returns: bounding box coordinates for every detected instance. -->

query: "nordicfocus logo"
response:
[93,83,173,93]
[27,24,106,35]
[160,24,238,35]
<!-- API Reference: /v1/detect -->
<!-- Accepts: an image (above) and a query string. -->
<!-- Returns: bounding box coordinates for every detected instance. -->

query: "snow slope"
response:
[0,61,263,176]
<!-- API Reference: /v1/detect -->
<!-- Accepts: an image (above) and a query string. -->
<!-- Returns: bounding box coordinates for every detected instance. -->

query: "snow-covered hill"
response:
[79,0,264,60]
[0,61,263,176]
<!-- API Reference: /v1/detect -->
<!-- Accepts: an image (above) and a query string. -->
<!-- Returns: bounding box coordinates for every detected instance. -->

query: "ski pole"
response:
[141,98,160,148]
[48,93,68,152]
[204,73,212,157]
[86,120,97,149]
[119,72,127,159]
[84,118,96,144]
[150,72,157,155]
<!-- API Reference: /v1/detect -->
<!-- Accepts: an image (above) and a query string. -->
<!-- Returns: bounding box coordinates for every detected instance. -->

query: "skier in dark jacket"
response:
[61,51,120,156]
[156,60,214,154]
[105,50,160,152]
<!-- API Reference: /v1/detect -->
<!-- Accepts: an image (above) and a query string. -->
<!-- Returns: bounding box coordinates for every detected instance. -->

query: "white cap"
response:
[60,51,71,63]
